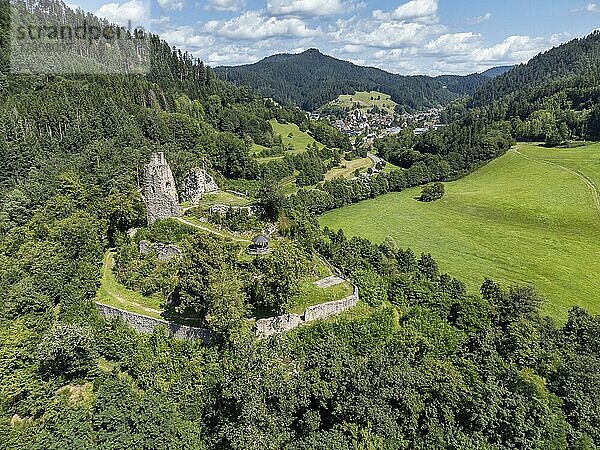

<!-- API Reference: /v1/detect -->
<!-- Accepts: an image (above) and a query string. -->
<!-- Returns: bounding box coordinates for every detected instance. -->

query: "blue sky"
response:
[69,0,600,74]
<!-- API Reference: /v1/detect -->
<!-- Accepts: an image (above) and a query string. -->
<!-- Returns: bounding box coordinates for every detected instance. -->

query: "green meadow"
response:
[320,143,600,320]
[270,119,324,153]
[330,91,397,114]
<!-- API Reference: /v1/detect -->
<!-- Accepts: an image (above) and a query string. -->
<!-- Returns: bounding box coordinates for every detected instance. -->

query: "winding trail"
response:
[174,216,253,243]
[513,147,600,216]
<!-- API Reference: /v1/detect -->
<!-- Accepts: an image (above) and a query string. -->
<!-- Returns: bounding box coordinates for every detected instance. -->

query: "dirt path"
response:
[174,217,253,243]
[513,147,600,216]
[313,275,346,288]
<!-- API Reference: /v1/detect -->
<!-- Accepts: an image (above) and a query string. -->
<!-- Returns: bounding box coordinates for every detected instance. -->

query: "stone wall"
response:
[139,240,183,261]
[97,283,359,341]
[304,286,359,322]
[140,153,181,224]
[254,313,304,337]
[96,303,215,343]
[254,286,360,337]
[180,168,219,205]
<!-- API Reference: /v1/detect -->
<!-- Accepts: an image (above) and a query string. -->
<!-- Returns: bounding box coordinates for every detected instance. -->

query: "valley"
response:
[321,143,600,320]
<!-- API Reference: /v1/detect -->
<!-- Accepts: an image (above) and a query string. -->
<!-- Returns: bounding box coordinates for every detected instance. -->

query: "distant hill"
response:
[435,73,491,96]
[471,31,600,108]
[480,66,514,78]
[469,30,600,142]
[215,49,490,112]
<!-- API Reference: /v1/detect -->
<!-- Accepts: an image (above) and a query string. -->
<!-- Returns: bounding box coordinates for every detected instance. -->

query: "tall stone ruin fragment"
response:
[139,152,181,224]
[180,168,219,205]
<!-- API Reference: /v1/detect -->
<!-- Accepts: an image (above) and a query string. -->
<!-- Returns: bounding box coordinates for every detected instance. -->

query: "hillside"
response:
[327,90,397,114]
[471,31,600,111]
[480,65,513,78]
[321,143,600,320]
[215,49,490,111]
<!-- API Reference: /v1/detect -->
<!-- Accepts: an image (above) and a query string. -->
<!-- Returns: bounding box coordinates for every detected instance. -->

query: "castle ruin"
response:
[140,153,181,224]
[180,168,219,205]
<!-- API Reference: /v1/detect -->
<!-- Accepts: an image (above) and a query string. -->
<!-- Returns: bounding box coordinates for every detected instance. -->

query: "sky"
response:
[68,0,600,75]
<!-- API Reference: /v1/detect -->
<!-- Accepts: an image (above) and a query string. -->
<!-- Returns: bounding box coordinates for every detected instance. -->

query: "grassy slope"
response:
[325,157,373,180]
[320,143,600,320]
[289,281,355,315]
[330,91,397,114]
[269,119,324,153]
[96,252,165,320]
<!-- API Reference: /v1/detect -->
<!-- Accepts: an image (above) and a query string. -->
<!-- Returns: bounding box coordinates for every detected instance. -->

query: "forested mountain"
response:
[480,65,513,78]
[467,30,600,142]
[215,49,489,111]
[435,73,491,96]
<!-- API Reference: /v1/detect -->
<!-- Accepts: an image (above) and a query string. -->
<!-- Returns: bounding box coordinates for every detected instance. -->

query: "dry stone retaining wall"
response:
[96,303,215,343]
[254,286,359,337]
[254,313,304,337]
[304,286,359,322]
[97,283,359,341]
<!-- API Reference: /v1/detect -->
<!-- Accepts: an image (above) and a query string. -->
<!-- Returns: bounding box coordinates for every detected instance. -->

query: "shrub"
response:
[420,182,445,202]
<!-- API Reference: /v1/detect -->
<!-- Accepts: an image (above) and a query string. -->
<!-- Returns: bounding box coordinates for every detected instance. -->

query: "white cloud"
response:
[95,0,148,26]
[572,2,599,12]
[157,0,183,11]
[150,15,171,32]
[586,2,599,11]
[425,32,480,55]
[161,25,214,51]
[205,0,245,12]
[267,0,345,16]
[373,0,438,24]
[471,35,548,63]
[332,16,444,49]
[204,11,320,40]
[470,12,492,24]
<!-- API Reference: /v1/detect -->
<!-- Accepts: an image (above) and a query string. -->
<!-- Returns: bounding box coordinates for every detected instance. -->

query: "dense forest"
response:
[215,49,492,112]
[468,31,600,143]
[0,1,600,449]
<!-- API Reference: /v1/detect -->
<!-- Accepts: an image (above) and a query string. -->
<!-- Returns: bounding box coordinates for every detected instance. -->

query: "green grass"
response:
[329,91,397,114]
[193,191,252,208]
[325,157,373,180]
[320,143,600,321]
[289,281,355,315]
[382,160,402,173]
[96,252,165,320]
[270,119,324,153]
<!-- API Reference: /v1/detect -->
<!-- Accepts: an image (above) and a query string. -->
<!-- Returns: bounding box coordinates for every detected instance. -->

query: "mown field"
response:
[320,143,600,320]
[330,90,397,114]
[269,119,324,153]
[325,157,373,180]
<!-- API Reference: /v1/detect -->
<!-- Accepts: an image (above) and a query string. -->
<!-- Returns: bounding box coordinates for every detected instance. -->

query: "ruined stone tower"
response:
[180,168,219,205]
[140,152,181,224]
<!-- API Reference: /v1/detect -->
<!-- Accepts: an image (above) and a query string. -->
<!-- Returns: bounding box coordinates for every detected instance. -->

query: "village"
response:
[312,103,447,148]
